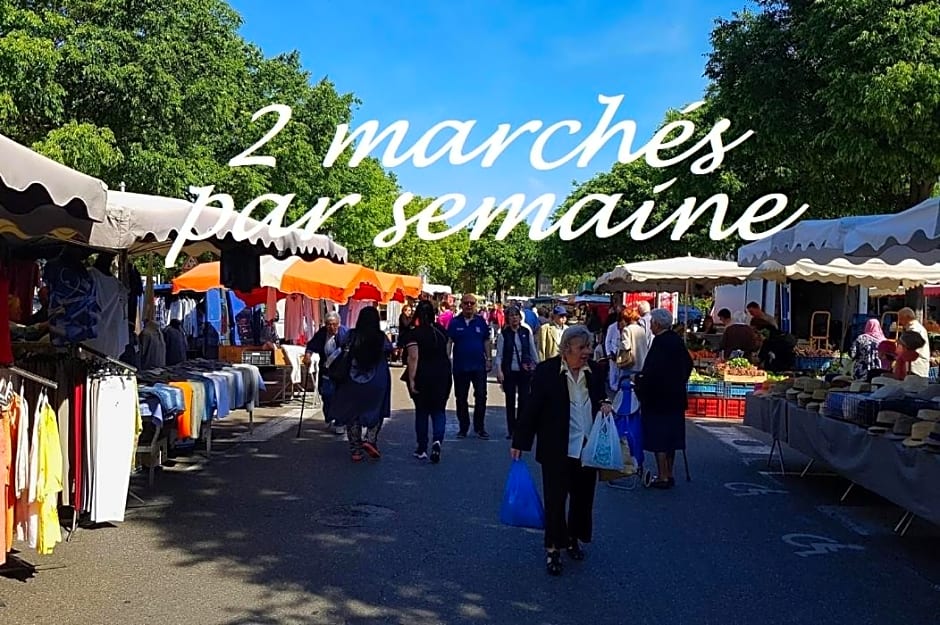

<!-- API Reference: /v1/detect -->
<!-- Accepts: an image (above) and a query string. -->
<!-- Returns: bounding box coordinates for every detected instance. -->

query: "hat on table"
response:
[849,381,872,393]
[797,392,813,406]
[902,375,930,394]
[925,430,940,452]
[786,388,801,401]
[902,421,937,448]
[832,375,854,386]
[868,410,903,435]
[871,376,900,388]
[812,389,828,402]
[806,402,822,412]
[916,409,940,423]
[885,414,918,440]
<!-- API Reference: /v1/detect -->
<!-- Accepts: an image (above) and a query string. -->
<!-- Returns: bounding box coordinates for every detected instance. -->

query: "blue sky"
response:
[229,0,749,211]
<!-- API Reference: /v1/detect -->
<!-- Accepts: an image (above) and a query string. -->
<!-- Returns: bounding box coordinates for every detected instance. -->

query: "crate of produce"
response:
[794,356,835,371]
[685,395,722,418]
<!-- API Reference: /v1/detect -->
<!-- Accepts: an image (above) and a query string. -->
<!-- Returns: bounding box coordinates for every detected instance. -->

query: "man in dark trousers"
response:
[303,312,349,433]
[495,306,538,439]
[448,293,492,438]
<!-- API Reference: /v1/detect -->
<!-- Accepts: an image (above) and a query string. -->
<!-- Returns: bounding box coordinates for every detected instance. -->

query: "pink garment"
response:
[438,310,454,329]
[864,318,886,343]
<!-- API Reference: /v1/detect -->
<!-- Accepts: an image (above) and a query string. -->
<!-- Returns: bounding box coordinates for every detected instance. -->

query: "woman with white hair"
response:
[511,325,612,576]
[303,311,348,433]
[634,308,693,489]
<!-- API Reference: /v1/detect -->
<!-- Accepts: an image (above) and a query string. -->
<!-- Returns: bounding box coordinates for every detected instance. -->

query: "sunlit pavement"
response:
[2,372,939,625]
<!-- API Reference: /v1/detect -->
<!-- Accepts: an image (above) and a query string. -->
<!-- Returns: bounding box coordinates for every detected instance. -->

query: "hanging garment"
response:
[21,392,41,548]
[0,271,13,366]
[87,375,137,523]
[5,259,40,324]
[0,393,11,565]
[169,381,194,439]
[36,397,62,554]
[139,321,167,370]
[220,249,261,292]
[45,256,101,346]
[12,387,29,542]
[87,267,130,359]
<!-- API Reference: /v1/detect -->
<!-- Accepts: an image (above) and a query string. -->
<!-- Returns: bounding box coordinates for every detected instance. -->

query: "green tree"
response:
[461,212,539,301]
[706,0,940,214]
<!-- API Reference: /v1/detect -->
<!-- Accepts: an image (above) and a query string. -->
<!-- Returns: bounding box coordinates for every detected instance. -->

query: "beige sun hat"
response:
[803,379,824,392]
[885,415,918,440]
[797,392,813,406]
[812,389,828,401]
[849,381,872,393]
[916,409,940,423]
[806,402,822,411]
[902,421,937,447]
[868,410,903,435]
[786,388,801,401]
[902,375,930,393]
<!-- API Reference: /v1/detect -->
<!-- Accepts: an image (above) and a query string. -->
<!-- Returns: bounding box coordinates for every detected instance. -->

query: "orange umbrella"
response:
[374,271,422,303]
[172,258,386,303]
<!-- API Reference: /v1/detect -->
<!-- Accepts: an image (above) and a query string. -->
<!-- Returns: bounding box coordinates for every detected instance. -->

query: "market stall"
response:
[1,139,347,566]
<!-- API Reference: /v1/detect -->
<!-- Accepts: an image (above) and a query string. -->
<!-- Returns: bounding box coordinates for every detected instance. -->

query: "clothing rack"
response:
[76,343,137,373]
[1,365,58,389]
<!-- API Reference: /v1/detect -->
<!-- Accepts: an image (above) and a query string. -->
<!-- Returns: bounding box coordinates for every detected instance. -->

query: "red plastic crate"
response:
[685,395,707,417]
[703,397,721,417]
[722,398,746,419]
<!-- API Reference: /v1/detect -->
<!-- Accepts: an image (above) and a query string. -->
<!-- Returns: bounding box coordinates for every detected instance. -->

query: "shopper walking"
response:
[511,325,612,576]
[898,307,930,377]
[495,306,538,440]
[303,312,348,434]
[537,306,568,361]
[330,306,393,462]
[404,300,452,463]
[634,308,693,489]
[448,294,492,438]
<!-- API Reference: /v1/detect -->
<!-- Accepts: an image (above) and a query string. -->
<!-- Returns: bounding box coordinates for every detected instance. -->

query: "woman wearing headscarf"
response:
[850,318,886,380]
[330,306,393,462]
[634,308,694,490]
[404,300,452,463]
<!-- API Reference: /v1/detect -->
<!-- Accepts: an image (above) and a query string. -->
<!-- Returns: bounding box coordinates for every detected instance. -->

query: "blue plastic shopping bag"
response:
[499,460,545,529]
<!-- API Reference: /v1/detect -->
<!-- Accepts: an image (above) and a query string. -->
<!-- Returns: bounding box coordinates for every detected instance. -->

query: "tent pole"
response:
[839,278,851,354]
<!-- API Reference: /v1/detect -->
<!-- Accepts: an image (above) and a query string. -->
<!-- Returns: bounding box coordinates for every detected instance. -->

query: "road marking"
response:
[782,533,865,557]
[723,482,789,496]
[696,422,772,458]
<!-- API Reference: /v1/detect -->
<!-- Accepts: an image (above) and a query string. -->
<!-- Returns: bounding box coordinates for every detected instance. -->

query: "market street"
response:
[1,375,939,625]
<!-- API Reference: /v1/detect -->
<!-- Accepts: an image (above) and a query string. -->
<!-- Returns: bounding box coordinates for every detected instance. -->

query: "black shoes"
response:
[476,430,490,440]
[430,441,441,464]
[546,550,562,576]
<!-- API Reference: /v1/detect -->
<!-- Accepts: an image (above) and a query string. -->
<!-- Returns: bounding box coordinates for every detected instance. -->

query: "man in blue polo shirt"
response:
[448,293,492,438]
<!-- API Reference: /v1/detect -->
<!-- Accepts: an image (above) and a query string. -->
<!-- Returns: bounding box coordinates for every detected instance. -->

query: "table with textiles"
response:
[747,399,940,527]
[744,394,789,442]
[136,359,265,454]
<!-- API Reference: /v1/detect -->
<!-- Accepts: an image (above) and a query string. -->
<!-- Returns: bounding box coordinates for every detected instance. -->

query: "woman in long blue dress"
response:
[330,306,393,462]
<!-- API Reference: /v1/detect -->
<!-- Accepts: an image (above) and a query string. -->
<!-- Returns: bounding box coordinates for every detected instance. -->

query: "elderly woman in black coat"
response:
[634,308,693,489]
[511,325,613,577]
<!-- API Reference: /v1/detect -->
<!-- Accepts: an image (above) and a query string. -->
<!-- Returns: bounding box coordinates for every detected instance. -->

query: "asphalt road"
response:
[2,373,939,625]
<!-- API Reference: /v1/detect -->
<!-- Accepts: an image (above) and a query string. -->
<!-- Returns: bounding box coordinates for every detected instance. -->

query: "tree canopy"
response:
[0,0,472,283]
[546,0,940,276]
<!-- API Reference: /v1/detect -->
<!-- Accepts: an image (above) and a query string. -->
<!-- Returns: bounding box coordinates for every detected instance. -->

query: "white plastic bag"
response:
[581,412,625,470]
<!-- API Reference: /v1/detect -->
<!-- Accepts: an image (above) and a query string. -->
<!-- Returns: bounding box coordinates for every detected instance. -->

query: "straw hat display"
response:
[902,421,938,448]
[868,410,903,435]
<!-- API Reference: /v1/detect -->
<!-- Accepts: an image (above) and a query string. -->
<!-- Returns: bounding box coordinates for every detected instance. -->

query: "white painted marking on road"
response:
[237,409,302,443]
[782,533,865,557]
[696,422,772,458]
[723,482,789,496]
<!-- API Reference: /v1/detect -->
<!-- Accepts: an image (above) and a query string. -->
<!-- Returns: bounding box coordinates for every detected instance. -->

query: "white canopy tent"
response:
[737,215,884,267]
[594,256,752,293]
[747,258,940,290]
[843,197,940,264]
[421,282,452,295]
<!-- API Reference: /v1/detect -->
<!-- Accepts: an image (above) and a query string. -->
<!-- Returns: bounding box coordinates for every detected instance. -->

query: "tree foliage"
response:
[0,0,469,283]
[546,0,940,281]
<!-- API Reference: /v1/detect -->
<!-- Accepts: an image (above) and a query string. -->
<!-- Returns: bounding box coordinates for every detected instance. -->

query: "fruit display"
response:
[717,357,764,377]
[794,347,835,357]
[689,370,718,383]
[688,349,716,360]
[765,373,790,382]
